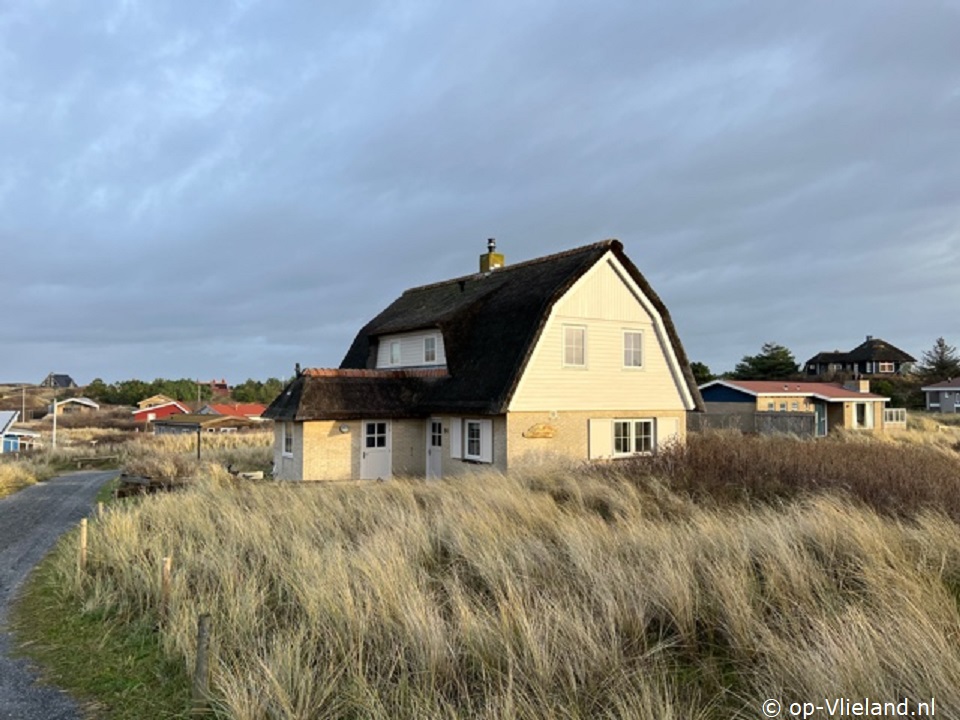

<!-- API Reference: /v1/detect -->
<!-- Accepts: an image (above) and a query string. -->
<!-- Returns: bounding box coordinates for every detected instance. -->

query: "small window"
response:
[389,341,401,365]
[767,402,774,411]
[283,422,294,455]
[779,403,787,412]
[462,419,493,462]
[563,326,586,367]
[878,362,895,373]
[424,336,437,363]
[791,402,799,411]
[466,421,481,458]
[623,331,643,368]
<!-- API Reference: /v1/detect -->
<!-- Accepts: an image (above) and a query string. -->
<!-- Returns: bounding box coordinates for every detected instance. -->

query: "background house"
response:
[132,400,189,423]
[49,397,100,415]
[699,379,889,436]
[0,411,40,452]
[198,403,266,420]
[40,373,78,389]
[921,378,960,413]
[265,239,703,481]
[805,336,915,377]
[137,394,177,409]
[152,413,259,434]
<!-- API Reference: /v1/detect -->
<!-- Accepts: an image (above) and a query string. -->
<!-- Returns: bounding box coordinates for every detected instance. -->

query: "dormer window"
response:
[389,341,401,365]
[424,336,437,363]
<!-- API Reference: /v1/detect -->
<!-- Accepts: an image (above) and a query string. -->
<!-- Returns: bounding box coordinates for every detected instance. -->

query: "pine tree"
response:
[916,337,960,382]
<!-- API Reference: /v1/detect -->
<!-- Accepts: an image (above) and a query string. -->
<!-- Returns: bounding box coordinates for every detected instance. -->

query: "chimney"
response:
[866,335,873,341]
[479,237,505,273]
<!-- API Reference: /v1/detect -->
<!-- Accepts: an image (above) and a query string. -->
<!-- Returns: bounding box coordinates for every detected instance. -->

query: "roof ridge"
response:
[400,239,620,294]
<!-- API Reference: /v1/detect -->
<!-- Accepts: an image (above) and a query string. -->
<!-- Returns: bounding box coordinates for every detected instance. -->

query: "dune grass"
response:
[14,432,960,719]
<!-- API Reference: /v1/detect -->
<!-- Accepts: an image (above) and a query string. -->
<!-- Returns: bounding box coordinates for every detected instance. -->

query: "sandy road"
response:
[0,470,117,720]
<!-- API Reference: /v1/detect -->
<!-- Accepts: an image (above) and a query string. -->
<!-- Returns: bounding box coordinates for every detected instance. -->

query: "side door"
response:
[360,420,392,480]
[426,418,443,479]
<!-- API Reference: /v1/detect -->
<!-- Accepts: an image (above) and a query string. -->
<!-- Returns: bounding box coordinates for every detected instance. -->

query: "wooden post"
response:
[160,556,172,621]
[192,613,212,712]
[79,518,88,571]
[97,501,104,519]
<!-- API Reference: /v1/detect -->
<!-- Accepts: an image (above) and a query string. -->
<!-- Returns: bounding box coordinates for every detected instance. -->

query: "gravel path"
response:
[0,471,117,720]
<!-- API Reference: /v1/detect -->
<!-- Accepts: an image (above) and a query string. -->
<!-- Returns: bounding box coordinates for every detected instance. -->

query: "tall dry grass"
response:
[52,438,960,719]
[120,431,273,480]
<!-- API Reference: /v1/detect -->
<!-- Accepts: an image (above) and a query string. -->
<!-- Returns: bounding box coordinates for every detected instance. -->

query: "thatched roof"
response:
[265,240,703,421]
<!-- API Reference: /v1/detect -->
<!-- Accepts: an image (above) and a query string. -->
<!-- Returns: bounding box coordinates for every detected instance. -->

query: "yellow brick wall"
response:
[505,409,688,469]
[300,420,358,481]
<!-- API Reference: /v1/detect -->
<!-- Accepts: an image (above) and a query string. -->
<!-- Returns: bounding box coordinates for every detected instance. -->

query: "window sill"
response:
[282,452,294,459]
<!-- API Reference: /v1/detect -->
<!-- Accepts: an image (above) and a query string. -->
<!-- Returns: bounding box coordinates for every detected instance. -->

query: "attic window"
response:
[563,326,586,367]
[389,341,401,365]
[424,336,437,363]
[623,330,643,368]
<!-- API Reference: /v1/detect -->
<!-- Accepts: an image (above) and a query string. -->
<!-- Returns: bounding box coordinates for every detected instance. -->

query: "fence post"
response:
[160,556,172,621]
[97,501,104,519]
[79,518,88,571]
[192,613,212,712]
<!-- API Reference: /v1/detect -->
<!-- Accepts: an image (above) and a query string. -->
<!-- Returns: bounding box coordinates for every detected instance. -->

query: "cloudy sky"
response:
[2,1,958,385]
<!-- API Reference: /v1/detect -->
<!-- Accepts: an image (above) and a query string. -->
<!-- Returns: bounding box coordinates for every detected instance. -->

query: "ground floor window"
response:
[451,417,493,463]
[613,419,654,456]
[283,422,294,455]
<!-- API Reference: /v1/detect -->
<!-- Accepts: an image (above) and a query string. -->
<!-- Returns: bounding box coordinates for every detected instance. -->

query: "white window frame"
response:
[462,419,493,463]
[562,325,586,368]
[612,418,655,457]
[878,362,895,373]
[766,402,774,411]
[424,336,437,364]
[622,330,643,369]
[779,403,787,412]
[389,340,401,366]
[282,422,294,457]
[791,402,799,411]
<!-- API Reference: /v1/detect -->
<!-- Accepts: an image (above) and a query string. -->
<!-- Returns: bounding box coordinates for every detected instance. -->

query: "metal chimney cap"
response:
[487,237,496,252]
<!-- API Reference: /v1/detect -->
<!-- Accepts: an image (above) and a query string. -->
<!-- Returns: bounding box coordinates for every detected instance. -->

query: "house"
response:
[198,403,267,420]
[263,239,703,481]
[49,397,100,415]
[920,378,960,413]
[132,400,189,423]
[0,411,41,452]
[201,379,230,396]
[152,413,259,435]
[40,373,78,389]
[699,379,889,436]
[805,336,915,377]
[137,394,177,410]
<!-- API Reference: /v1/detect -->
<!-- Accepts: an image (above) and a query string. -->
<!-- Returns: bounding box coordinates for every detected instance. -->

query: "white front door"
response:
[360,420,392,480]
[426,418,443,479]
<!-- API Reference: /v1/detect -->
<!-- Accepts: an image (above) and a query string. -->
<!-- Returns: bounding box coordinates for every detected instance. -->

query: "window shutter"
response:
[588,419,613,459]
[657,417,680,450]
[479,419,493,463]
[449,417,462,459]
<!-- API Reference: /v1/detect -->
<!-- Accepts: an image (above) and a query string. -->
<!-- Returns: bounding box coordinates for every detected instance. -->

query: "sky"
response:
[1,0,958,386]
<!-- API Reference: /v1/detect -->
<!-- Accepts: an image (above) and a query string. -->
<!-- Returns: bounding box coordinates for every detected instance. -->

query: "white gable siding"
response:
[375,330,447,368]
[509,256,690,412]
